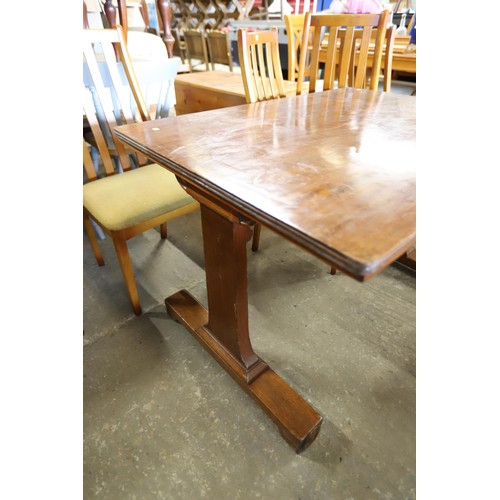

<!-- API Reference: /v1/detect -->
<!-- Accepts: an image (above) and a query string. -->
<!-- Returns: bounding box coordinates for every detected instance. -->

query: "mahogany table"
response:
[115,88,416,452]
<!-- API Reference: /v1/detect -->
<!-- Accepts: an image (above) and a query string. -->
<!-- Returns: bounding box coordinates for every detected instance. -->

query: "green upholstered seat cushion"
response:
[83,163,194,231]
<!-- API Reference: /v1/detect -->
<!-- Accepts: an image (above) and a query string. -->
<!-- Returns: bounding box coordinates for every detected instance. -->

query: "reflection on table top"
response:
[115,88,415,280]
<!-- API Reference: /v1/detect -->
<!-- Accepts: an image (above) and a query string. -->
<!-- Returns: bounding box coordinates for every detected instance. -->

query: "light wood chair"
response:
[284,13,311,82]
[287,12,395,91]
[184,28,210,71]
[206,29,234,71]
[282,0,318,71]
[237,27,287,104]
[297,10,391,94]
[83,26,199,315]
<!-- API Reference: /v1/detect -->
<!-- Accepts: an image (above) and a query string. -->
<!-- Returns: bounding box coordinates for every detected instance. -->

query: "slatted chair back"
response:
[297,10,390,94]
[206,29,234,71]
[184,28,210,71]
[237,28,286,103]
[341,23,396,92]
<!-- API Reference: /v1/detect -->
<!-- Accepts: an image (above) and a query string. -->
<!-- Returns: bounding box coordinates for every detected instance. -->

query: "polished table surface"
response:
[115,88,416,451]
[118,88,415,280]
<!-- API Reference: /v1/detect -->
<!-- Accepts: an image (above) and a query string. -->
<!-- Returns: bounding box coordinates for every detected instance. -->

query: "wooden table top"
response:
[116,88,416,281]
[175,70,298,97]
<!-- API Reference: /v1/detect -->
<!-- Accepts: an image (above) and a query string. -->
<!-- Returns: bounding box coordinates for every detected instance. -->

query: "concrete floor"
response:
[83,209,416,499]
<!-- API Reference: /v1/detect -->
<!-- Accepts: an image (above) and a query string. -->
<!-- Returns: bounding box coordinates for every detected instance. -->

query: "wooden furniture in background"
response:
[92,0,176,57]
[174,71,247,113]
[298,11,390,94]
[167,0,255,35]
[390,51,416,73]
[318,32,415,83]
[156,0,176,57]
[206,29,234,71]
[284,13,309,82]
[83,26,199,315]
[237,27,287,103]
[184,29,210,71]
[286,12,396,91]
[115,88,416,451]
[174,70,297,115]
[103,0,128,38]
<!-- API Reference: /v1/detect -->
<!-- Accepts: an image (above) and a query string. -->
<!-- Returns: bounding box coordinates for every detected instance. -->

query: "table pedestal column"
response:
[165,203,322,452]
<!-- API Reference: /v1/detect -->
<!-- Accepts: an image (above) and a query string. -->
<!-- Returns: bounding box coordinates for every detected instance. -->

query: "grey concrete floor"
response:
[84,210,416,499]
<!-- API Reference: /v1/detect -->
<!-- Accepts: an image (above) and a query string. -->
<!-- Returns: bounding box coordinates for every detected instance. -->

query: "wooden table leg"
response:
[165,204,323,453]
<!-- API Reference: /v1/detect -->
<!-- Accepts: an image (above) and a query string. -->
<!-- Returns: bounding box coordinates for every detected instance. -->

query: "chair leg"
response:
[91,217,106,240]
[160,222,167,239]
[83,212,104,266]
[112,233,142,316]
[251,223,261,252]
[330,265,337,275]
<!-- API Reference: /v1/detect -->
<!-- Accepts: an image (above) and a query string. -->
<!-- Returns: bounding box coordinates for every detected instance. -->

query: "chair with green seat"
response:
[83,25,199,315]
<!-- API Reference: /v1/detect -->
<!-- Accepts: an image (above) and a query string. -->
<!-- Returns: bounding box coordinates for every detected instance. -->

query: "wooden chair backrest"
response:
[183,29,210,71]
[237,28,287,103]
[83,26,152,180]
[206,30,234,71]
[297,10,390,94]
[284,13,313,82]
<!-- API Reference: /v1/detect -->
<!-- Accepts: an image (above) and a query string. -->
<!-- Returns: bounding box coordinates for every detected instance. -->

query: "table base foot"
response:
[165,289,323,453]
